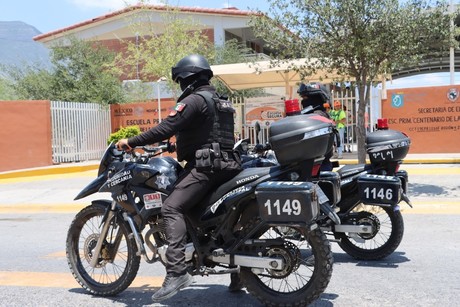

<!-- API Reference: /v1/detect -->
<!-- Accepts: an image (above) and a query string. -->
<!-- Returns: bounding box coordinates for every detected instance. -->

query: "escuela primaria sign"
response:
[110,99,176,133]
[382,85,460,153]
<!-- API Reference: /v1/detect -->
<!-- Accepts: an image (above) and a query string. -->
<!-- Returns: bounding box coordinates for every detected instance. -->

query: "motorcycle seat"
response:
[336,164,370,178]
[207,166,281,205]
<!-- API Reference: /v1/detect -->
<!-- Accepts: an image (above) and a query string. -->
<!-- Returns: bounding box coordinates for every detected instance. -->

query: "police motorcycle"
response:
[66,114,337,306]
[238,102,412,260]
[325,118,412,260]
[234,122,278,169]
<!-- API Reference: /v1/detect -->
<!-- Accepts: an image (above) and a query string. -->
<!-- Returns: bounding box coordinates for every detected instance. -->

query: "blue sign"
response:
[391,94,404,108]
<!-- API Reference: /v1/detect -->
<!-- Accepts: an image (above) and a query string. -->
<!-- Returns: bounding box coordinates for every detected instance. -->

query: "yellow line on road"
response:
[0,271,163,289]
[399,167,460,175]
[0,203,86,214]
[401,200,460,215]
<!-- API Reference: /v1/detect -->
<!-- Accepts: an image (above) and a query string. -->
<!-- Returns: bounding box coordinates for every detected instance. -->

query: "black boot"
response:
[228,272,244,292]
[152,272,193,302]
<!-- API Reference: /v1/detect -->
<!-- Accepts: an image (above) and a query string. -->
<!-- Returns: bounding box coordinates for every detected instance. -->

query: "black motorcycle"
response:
[66,114,336,306]
[317,125,412,260]
[238,116,412,260]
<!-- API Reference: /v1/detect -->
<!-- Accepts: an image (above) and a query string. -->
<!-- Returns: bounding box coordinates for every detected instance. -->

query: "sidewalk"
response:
[1,152,459,180]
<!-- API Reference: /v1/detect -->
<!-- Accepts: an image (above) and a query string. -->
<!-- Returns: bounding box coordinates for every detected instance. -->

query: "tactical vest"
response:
[196,91,236,152]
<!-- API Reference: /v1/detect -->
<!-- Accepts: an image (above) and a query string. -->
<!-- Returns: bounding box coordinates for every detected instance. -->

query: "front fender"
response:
[90,199,114,226]
[74,174,107,200]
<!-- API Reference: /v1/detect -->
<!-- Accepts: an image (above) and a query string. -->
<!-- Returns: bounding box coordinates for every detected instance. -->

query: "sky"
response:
[1,0,458,87]
[0,0,270,34]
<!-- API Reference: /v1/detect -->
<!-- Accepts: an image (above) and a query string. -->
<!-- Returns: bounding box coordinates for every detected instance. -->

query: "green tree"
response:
[49,37,124,104]
[5,37,124,104]
[0,76,19,100]
[112,2,265,101]
[2,65,53,100]
[112,3,214,100]
[251,0,458,162]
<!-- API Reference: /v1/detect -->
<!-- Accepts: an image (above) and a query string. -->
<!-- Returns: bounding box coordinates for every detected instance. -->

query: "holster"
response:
[195,147,213,172]
[195,143,227,173]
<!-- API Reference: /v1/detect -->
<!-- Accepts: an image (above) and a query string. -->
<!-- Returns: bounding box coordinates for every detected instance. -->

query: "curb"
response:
[1,157,459,180]
[0,163,99,180]
[334,157,460,165]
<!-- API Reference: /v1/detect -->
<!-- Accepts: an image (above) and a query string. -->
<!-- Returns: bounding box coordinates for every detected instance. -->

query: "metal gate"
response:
[51,101,111,163]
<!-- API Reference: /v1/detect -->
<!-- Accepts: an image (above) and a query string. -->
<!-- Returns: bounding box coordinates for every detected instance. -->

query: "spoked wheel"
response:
[66,204,140,296]
[239,226,333,307]
[336,203,404,260]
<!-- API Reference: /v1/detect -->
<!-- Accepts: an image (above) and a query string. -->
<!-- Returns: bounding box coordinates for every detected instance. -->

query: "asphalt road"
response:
[0,164,459,306]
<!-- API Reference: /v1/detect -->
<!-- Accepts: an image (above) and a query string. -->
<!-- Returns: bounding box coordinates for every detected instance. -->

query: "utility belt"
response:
[195,142,240,172]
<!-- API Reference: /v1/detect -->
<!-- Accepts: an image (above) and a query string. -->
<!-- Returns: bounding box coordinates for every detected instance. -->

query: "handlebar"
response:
[119,141,176,164]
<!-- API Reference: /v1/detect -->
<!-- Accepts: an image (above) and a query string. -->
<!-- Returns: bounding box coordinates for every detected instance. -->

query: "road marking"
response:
[399,167,460,175]
[0,271,163,289]
[0,203,86,214]
[401,200,460,214]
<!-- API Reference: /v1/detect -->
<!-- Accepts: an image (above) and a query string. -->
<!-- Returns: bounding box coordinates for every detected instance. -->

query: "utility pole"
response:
[449,0,455,85]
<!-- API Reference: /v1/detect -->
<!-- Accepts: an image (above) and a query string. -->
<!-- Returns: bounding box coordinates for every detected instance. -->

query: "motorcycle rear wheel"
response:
[66,204,141,296]
[336,203,404,260]
[239,226,333,307]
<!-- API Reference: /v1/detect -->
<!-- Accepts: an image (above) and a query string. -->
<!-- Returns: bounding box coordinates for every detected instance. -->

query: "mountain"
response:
[0,21,51,69]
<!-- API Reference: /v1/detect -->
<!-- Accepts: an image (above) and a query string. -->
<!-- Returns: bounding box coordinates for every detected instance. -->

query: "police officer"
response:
[297,82,334,171]
[116,54,241,302]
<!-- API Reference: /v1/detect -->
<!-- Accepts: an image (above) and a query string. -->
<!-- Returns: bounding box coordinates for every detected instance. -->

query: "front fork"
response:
[89,200,158,268]
[89,201,118,268]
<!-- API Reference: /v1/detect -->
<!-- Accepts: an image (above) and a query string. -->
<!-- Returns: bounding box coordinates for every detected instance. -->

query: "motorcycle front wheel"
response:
[335,203,404,260]
[66,203,141,296]
[239,226,333,307]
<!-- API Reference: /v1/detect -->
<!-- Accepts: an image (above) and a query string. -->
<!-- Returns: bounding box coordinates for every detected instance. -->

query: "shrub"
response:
[107,125,141,145]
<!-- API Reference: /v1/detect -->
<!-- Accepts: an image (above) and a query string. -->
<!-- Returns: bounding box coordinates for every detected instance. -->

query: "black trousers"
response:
[161,161,241,275]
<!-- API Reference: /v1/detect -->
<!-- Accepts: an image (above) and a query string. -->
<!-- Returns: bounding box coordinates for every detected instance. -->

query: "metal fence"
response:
[51,101,111,163]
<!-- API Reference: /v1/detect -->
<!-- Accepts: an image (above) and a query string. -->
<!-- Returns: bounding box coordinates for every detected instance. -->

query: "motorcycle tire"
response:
[66,203,141,296]
[239,225,333,307]
[335,203,404,260]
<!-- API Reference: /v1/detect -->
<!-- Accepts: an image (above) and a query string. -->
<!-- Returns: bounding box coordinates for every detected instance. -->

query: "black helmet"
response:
[171,54,213,83]
[298,82,331,111]
[297,82,330,102]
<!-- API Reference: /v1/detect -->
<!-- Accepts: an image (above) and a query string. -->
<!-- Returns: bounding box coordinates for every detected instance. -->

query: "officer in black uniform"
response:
[297,82,334,171]
[116,54,241,302]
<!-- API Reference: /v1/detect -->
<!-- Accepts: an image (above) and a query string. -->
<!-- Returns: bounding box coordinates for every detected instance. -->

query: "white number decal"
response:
[264,199,302,215]
[364,187,394,200]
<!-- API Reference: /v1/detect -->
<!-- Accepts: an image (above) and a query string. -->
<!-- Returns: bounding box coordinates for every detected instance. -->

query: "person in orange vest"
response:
[330,101,346,158]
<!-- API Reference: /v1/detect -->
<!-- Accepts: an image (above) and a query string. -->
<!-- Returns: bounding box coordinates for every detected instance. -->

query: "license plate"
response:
[143,192,163,209]
[358,175,401,205]
[256,181,319,223]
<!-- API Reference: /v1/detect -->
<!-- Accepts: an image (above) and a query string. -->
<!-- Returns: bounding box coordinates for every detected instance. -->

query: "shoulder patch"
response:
[169,102,186,117]
[175,103,186,112]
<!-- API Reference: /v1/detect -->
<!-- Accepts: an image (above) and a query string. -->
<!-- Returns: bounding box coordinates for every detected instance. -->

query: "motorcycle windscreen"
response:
[255,181,319,224]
